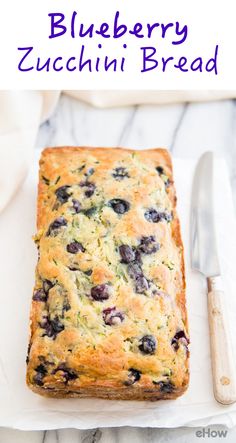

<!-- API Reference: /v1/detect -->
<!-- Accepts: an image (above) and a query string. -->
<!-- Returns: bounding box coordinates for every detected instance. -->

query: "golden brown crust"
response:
[27,147,189,400]
[27,383,187,400]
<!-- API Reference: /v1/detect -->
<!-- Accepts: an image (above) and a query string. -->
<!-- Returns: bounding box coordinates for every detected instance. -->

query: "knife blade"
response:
[191,152,236,405]
[191,151,220,277]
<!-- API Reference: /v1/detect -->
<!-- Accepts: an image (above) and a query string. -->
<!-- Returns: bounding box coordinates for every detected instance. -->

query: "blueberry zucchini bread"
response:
[26,147,189,400]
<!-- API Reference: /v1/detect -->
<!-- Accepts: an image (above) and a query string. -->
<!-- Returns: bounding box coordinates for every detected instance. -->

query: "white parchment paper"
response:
[0,152,236,430]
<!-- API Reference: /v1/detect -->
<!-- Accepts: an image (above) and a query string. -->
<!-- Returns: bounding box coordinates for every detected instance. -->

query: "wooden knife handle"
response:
[207,276,236,405]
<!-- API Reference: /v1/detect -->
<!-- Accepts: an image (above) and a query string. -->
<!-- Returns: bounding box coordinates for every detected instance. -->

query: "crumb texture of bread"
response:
[26,147,189,400]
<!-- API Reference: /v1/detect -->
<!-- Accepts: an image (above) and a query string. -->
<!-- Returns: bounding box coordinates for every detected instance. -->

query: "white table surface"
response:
[1,93,236,443]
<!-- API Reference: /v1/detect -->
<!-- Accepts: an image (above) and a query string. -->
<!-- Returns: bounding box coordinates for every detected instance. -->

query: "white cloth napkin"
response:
[1,90,236,214]
[0,91,59,213]
[0,153,236,430]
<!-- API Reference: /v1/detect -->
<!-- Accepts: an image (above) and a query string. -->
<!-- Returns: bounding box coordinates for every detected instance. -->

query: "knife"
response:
[191,151,236,405]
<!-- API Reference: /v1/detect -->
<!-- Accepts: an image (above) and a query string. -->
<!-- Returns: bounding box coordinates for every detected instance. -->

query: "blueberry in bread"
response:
[26,147,189,400]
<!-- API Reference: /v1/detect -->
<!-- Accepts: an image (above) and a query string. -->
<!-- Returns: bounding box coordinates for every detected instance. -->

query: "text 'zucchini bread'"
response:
[26,147,189,400]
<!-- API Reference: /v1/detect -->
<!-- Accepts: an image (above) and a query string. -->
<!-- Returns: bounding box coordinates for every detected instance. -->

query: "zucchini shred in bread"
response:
[26,147,189,400]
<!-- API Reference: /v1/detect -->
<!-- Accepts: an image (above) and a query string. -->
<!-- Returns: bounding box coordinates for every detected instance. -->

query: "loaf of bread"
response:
[26,147,189,400]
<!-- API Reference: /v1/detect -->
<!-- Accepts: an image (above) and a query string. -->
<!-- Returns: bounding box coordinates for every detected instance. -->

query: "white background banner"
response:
[0,0,235,89]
